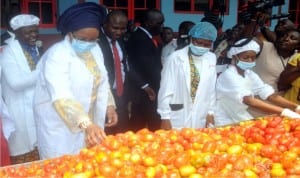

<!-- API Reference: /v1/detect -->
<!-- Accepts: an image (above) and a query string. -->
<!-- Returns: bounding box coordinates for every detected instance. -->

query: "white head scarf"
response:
[227,39,260,58]
[9,14,40,30]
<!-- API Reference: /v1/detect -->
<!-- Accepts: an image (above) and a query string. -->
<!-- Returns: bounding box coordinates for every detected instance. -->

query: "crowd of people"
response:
[0,2,300,166]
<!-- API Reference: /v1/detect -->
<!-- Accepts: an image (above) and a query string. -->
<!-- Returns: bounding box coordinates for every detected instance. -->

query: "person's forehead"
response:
[191,38,212,44]
[18,25,38,32]
[238,50,257,56]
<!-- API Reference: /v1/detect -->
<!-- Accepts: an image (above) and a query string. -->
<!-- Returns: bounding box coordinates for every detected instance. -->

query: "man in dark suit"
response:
[125,9,164,131]
[98,10,130,134]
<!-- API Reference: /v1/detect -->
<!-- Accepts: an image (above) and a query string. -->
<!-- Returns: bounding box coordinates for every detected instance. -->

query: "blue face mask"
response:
[236,60,256,70]
[71,38,96,53]
[189,43,210,56]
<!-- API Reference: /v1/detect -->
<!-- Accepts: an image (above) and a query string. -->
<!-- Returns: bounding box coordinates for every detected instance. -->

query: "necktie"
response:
[189,54,200,102]
[152,37,158,48]
[111,41,123,96]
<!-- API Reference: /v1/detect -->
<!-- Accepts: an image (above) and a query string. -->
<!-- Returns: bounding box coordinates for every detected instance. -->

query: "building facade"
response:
[1,0,299,34]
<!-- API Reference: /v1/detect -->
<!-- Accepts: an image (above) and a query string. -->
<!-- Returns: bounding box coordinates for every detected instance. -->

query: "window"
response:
[174,0,229,14]
[22,0,57,28]
[289,0,300,27]
[1,0,21,28]
[100,0,160,22]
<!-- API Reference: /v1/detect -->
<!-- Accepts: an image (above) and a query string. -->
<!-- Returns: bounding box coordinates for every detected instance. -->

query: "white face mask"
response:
[71,38,96,53]
[236,59,256,70]
[189,43,210,56]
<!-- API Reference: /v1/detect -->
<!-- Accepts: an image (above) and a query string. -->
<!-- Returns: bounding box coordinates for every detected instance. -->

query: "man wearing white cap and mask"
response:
[157,22,217,129]
[215,38,300,126]
[0,14,40,164]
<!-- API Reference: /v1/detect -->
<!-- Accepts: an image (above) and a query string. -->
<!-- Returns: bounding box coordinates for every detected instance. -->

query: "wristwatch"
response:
[79,120,92,130]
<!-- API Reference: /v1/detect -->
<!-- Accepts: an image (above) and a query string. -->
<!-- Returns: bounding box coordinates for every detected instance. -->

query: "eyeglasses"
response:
[72,32,99,43]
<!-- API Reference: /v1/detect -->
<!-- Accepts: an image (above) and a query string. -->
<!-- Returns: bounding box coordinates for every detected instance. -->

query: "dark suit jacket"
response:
[125,27,162,98]
[98,31,130,102]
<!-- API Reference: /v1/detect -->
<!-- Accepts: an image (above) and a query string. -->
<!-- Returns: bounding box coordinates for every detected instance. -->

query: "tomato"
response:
[233,155,253,171]
[143,156,157,167]
[260,145,279,159]
[281,151,298,169]
[173,153,190,168]
[188,173,203,178]
[246,143,262,154]
[98,163,117,177]
[227,145,243,155]
[179,165,197,177]
[202,141,216,153]
[267,116,282,128]
[243,169,258,178]
[117,167,136,178]
[181,128,195,139]
[270,167,286,177]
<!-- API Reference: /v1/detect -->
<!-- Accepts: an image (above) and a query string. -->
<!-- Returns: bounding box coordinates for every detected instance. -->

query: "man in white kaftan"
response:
[0,14,40,161]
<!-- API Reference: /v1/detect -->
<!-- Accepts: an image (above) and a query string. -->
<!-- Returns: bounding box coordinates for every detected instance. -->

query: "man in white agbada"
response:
[157,22,217,129]
[0,66,15,146]
[215,38,300,126]
[33,2,118,159]
[0,14,40,162]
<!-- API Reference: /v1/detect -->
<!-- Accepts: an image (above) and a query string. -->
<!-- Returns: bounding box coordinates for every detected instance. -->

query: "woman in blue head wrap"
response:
[158,22,218,129]
[33,2,118,159]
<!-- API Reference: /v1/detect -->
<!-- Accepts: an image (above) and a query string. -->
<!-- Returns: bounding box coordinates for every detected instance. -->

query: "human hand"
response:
[160,119,172,130]
[143,86,156,101]
[281,108,300,118]
[256,12,270,27]
[295,105,300,114]
[205,114,215,128]
[105,105,118,127]
[85,124,106,147]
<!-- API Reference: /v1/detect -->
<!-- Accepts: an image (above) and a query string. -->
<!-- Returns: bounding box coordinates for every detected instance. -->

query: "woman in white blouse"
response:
[215,38,300,126]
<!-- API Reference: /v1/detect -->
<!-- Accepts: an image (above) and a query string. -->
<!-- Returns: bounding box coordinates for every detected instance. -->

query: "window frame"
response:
[100,0,161,20]
[288,0,300,27]
[173,0,229,15]
[21,0,57,28]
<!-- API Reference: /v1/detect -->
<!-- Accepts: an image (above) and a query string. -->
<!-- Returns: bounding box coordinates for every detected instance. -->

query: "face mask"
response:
[189,43,210,56]
[71,38,96,53]
[236,60,256,70]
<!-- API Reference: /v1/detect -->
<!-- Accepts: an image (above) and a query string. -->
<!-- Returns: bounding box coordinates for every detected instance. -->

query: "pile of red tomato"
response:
[2,116,300,178]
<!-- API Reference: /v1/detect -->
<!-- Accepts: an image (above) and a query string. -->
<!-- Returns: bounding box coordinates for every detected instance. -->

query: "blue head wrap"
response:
[188,22,217,41]
[57,2,108,35]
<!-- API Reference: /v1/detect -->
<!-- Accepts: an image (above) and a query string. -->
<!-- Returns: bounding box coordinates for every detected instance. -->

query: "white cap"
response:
[10,14,40,30]
[227,39,260,58]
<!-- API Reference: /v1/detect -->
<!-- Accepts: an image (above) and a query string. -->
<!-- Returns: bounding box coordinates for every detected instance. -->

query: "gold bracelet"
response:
[79,120,92,130]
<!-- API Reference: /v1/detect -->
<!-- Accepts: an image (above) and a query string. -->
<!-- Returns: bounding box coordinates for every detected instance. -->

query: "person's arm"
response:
[206,59,217,128]
[243,95,300,118]
[105,91,118,127]
[266,94,298,111]
[44,48,106,147]
[260,26,276,43]
[243,95,283,114]
[157,57,176,130]
[278,63,300,91]
[126,33,160,99]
